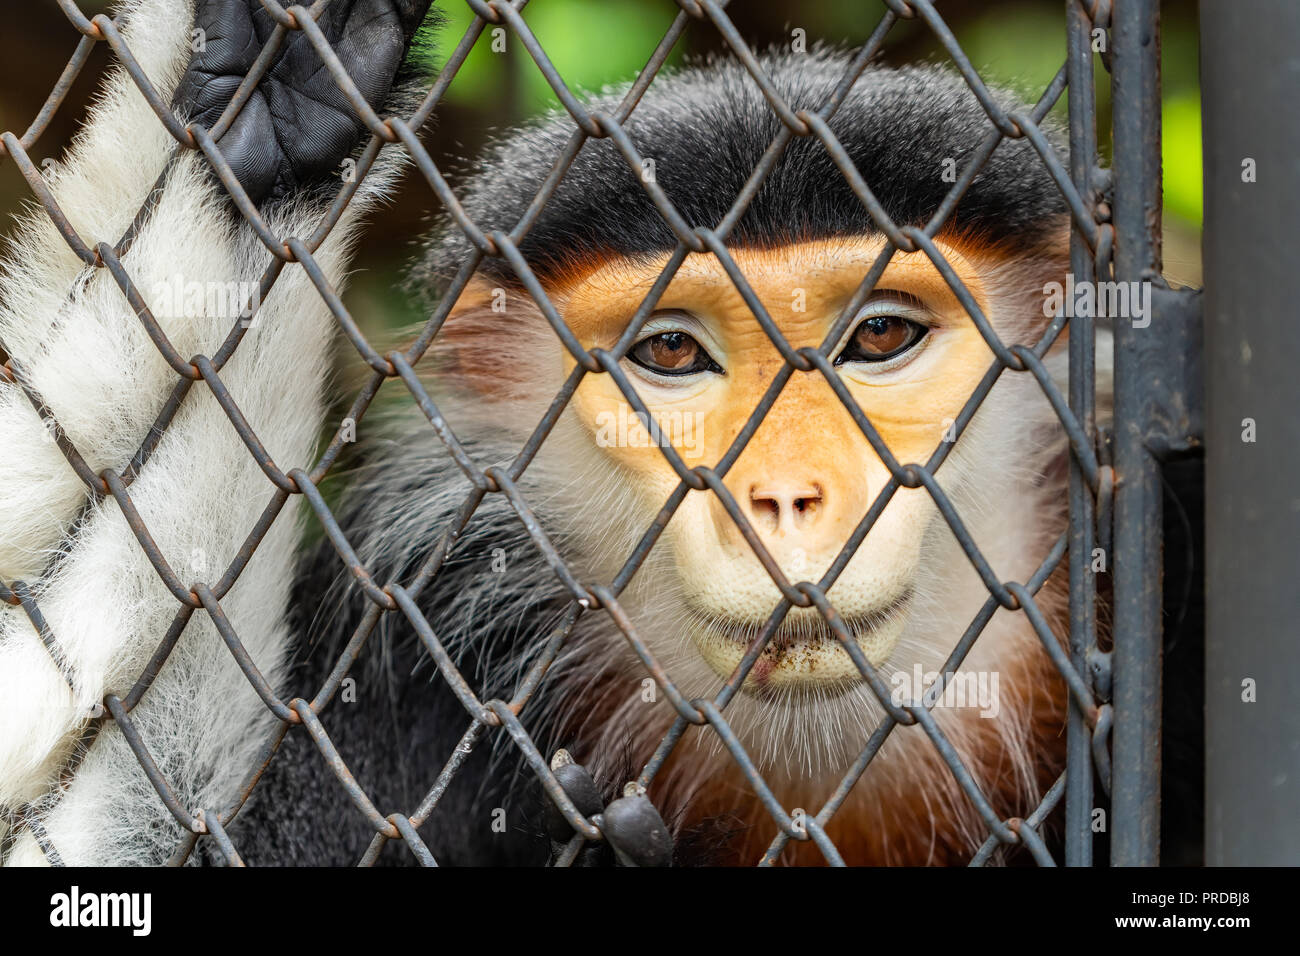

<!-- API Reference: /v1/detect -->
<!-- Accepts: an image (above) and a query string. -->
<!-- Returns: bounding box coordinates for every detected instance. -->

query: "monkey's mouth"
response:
[691,588,914,690]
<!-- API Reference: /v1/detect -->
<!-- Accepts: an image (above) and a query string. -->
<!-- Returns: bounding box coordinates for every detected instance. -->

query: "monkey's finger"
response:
[602,792,673,867]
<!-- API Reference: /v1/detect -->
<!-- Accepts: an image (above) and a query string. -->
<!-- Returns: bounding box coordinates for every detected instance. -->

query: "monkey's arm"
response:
[0,0,429,865]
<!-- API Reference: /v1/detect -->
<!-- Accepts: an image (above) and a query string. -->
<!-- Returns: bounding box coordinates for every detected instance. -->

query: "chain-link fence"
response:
[0,0,1187,866]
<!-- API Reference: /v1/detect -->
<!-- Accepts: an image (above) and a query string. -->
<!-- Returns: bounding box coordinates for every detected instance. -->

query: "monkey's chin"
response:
[690,594,912,692]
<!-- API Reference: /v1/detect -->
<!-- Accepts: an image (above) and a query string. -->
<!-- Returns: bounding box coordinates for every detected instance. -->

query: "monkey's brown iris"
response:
[629,331,718,376]
[839,315,925,363]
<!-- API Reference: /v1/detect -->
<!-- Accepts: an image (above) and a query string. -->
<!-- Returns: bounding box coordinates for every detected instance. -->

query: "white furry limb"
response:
[0,0,394,864]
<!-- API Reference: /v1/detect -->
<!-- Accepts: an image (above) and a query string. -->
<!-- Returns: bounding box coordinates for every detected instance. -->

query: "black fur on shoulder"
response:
[414,50,1067,290]
[224,428,570,865]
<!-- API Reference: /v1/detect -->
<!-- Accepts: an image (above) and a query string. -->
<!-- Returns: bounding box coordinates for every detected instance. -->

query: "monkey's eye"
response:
[628,331,721,377]
[836,314,927,364]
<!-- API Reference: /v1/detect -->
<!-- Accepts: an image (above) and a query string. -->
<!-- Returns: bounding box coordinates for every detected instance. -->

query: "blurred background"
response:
[0,0,1202,335]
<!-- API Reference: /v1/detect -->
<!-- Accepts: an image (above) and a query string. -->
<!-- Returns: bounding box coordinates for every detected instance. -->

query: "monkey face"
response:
[553,235,1009,691]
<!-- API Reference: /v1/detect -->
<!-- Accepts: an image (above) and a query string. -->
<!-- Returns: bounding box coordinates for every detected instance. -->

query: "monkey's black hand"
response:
[174,0,434,207]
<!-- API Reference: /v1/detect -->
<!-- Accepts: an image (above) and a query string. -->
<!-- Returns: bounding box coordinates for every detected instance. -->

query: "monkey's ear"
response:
[425,277,565,402]
[1092,322,1115,429]
[1038,321,1114,493]
[1044,320,1114,431]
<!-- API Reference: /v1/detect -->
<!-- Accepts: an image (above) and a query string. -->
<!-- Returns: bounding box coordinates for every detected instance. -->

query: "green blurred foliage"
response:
[1160,20,1203,227]
[1162,91,1202,225]
[950,3,1071,101]
[421,0,684,115]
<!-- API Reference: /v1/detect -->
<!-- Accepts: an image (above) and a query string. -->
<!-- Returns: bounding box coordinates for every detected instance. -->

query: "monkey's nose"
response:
[747,483,824,535]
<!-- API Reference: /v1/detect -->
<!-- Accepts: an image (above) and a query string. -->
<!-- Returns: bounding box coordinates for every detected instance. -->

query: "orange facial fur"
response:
[551,236,1010,686]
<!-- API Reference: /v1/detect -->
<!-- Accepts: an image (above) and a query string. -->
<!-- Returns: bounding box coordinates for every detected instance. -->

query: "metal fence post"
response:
[1064,0,1099,869]
[1200,0,1300,866]
[1109,0,1165,866]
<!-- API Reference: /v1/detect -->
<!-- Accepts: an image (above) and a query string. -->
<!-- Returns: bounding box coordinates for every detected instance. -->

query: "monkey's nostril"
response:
[792,484,824,526]
[749,483,823,532]
[748,486,781,533]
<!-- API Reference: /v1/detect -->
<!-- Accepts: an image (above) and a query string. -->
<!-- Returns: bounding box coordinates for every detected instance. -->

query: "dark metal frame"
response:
[1200,0,1300,866]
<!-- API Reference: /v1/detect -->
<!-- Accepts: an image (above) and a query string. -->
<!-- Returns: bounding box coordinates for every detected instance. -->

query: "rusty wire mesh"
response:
[0,0,1126,866]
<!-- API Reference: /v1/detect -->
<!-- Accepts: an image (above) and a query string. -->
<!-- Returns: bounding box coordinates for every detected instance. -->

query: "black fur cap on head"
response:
[415,49,1068,292]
